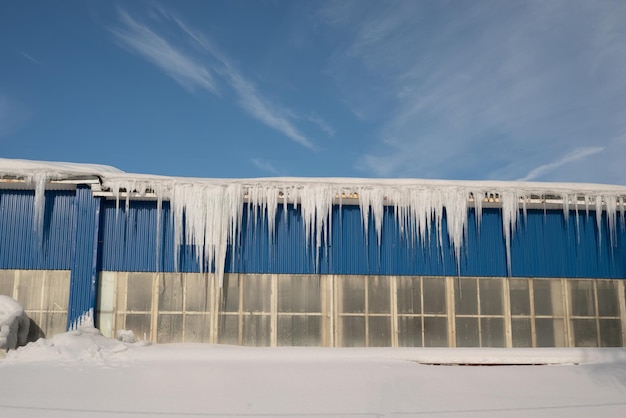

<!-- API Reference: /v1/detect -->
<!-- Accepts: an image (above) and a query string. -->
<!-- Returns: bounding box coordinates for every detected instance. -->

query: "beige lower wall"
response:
[96,272,626,348]
[0,269,70,340]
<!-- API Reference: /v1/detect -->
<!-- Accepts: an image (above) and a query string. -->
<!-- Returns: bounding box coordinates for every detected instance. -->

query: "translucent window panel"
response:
[534,280,563,316]
[511,318,532,348]
[599,319,622,347]
[572,319,598,347]
[158,274,184,312]
[423,317,448,347]
[338,276,365,314]
[397,277,421,315]
[368,277,390,314]
[0,270,15,296]
[479,279,503,316]
[242,315,271,347]
[124,314,151,341]
[339,316,366,347]
[596,281,620,317]
[423,278,446,314]
[456,317,479,347]
[218,314,239,345]
[184,314,211,343]
[242,276,271,313]
[368,316,392,347]
[278,276,321,313]
[41,312,68,339]
[185,275,210,312]
[570,281,596,317]
[455,279,478,315]
[397,316,422,347]
[480,318,505,348]
[126,274,153,312]
[277,315,321,347]
[157,314,183,343]
[221,275,240,313]
[509,279,531,316]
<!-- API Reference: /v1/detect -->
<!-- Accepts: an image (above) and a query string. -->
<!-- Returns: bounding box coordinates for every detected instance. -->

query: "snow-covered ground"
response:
[0,295,29,352]
[1,328,625,417]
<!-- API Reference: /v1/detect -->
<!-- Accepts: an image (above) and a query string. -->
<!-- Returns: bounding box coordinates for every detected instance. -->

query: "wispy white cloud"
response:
[320,0,626,183]
[111,10,219,95]
[111,7,315,149]
[517,147,605,181]
[251,158,280,175]
[20,51,41,65]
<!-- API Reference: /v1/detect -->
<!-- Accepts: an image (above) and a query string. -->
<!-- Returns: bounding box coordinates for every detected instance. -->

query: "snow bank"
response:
[0,295,29,352]
[1,326,146,364]
[3,158,626,285]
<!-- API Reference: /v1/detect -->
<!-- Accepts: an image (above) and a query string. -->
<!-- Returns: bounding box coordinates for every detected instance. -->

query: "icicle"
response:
[500,191,519,277]
[595,195,603,250]
[31,172,48,238]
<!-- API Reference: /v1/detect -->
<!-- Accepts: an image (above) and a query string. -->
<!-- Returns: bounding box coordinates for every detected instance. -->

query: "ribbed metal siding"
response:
[0,189,75,270]
[511,209,626,278]
[98,199,626,278]
[67,187,101,329]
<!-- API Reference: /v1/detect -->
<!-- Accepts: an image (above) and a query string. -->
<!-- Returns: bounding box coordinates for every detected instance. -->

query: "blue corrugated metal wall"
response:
[67,187,101,329]
[97,199,626,278]
[0,189,75,270]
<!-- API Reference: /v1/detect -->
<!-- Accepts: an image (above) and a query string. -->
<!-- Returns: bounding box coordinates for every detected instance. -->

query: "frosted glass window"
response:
[340,316,365,347]
[534,280,562,316]
[277,316,321,347]
[242,315,271,346]
[158,274,184,312]
[423,278,446,314]
[455,279,478,315]
[511,318,532,347]
[278,275,321,313]
[572,319,597,347]
[397,316,422,347]
[423,317,448,347]
[368,316,392,347]
[456,317,479,347]
[480,318,505,347]
[124,314,151,341]
[184,314,211,343]
[570,281,595,317]
[221,275,240,313]
[218,315,238,345]
[510,279,531,316]
[126,274,152,312]
[397,277,421,314]
[368,277,390,314]
[243,276,271,313]
[339,277,365,313]
[479,279,503,315]
[157,314,183,343]
[596,281,619,317]
[599,319,622,347]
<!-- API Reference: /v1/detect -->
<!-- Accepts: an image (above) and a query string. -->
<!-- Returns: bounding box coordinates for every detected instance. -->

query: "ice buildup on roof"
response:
[2,158,626,285]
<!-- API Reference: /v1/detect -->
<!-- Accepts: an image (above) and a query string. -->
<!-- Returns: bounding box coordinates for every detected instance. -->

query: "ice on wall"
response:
[2,158,626,284]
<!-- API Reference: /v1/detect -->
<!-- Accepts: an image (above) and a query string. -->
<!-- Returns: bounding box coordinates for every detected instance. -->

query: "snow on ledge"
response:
[2,158,626,285]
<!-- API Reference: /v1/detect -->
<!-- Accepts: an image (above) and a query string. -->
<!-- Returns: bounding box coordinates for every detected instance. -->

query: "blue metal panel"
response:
[67,187,101,329]
[97,198,626,278]
[0,189,75,270]
[510,209,626,278]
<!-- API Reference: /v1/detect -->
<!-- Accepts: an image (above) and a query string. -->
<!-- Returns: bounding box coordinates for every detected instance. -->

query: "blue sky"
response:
[1,0,626,184]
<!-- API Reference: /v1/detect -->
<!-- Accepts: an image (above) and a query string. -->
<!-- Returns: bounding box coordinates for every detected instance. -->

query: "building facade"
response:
[1,160,625,347]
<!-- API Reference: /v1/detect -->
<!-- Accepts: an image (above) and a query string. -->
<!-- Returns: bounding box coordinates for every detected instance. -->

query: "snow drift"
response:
[0,295,30,352]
